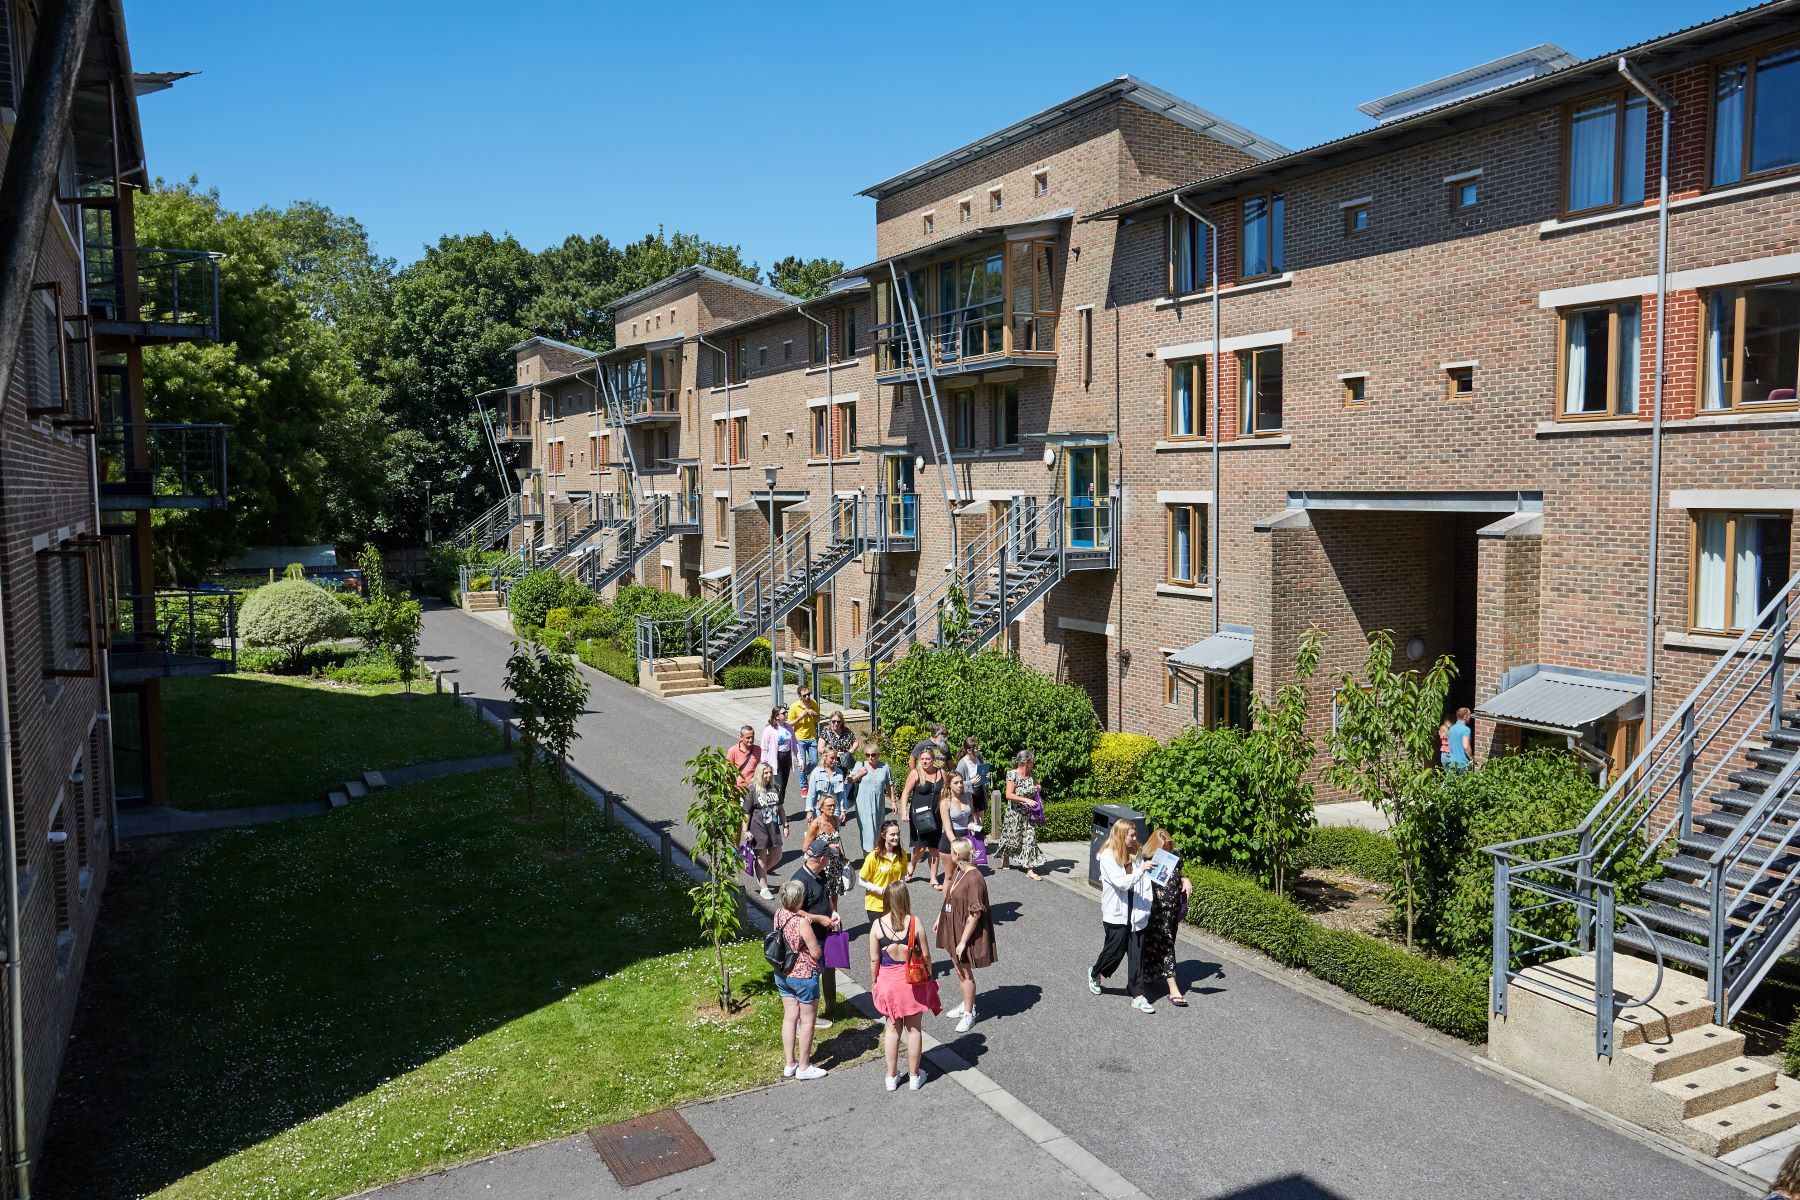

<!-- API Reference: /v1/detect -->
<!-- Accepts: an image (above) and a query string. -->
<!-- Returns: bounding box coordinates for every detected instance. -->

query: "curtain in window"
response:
[1713,64,1747,185]
[1172,509,1191,580]
[1621,97,1648,206]
[1751,46,1800,176]
[1696,513,1729,630]
[1704,291,1734,410]
[1563,315,1588,415]
[1734,517,1764,629]
[1617,302,1640,415]
[1568,101,1618,210]
[1241,198,1269,278]
[1171,364,1194,436]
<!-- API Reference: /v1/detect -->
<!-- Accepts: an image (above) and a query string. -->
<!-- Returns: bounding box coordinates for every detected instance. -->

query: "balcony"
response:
[86,245,222,345]
[97,423,229,511]
[875,492,919,552]
[872,237,1059,382]
[605,345,682,424]
[109,589,238,683]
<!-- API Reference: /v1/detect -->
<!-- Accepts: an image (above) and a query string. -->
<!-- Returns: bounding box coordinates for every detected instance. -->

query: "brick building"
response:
[482,4,1799,795]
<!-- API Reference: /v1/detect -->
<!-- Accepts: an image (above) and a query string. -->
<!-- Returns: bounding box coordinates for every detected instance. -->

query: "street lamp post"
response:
[765,465,782,709]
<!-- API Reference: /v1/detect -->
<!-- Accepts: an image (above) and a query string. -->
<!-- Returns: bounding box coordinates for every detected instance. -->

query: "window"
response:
[1455,180,1480,208]
[25,284,64,416]
[989,187,1003,213]
[1712,42,1800,186]
[1701,282,1800,411]
[757,346,767,368]
[1563,91,1647,213]
[35,544,99,679]
[798,592,834,654]
[661,564,673,591]
[810,407,829,458]
[730,339,747,384]
[1166,504,1208,586]
[843,307,858,357]
[1169,212,1209,295]
[850,599,863,639]
[991,382,1019,447]
[922,211,935,236]
[715,495,728,533]
[1237,347,1282,435]
[1080,308,1093,388]
[1034,169,1048,197]
[1240,192,1285,279]
[713,419,727,463]
[783,340,793,362]
[1691,511,1793,633]
[838,403,857,457]
[808,320,828,366]
[1342,374,1367,407]
[1445,364,1475,401]
[1164,657,1180,706]
[959,198,972,223]
[951,390,975,449]
[1343,202,1371,235]
[1559,301,1640,418]
[547,440,565,474]
[733,416,748,462]
[1166,358,1204,439]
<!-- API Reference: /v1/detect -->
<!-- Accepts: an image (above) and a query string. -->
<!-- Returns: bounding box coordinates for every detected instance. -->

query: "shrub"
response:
[1300,826,1401,886]
[876,647,1099,799]
[1090,732,1157,801]
[1183,863,1310,968]
[576,638,636,685]
[891,724,925,762]
[722,664,770,691]
[538,629,570,654]
[1304,926,1488,1041]
[1039,798,1092,843]
[468,575,493,593]
[1135,726,1258,872]
[544,607,575,631]
[508,570,595,632]
[238,580,350,664]
[566,605,614,642]
[326,660,404,686]
[739,637,773,670]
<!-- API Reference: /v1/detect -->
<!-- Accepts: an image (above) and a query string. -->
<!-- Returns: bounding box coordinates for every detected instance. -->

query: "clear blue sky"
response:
[128,0,1715,272]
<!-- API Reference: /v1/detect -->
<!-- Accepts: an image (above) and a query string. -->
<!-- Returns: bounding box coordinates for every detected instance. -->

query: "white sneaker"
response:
[954,1012,974,1034]
[944,1003,965,1019]
[884,1074,900,1092]
[759,886,774,900]
[1132,997,1156,1015]
[795,1064,828,1081]
[783,1063,797,1078]
[1087,969,1102,996]
[908,1072,927,1091]
[814,1016,833,1029]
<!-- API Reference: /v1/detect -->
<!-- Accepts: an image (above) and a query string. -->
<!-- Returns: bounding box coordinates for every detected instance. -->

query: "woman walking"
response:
[902,748,947,888]
[773,880,829,1079]
[935,838,996,1034]
[1138,828,1194,1008]
[760,707,797,803]
[1089,819,1155,1014]
[997,750,1046,881]
[938,773,978,861]
[740,761,785,898]
[868,880,941,1091]
[847,743,897,859]
[804,793,848,914]
[857,819,908,935]
[955,738,993,833]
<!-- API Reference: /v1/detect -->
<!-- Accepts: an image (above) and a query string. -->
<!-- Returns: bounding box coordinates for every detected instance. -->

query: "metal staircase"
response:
[581,492,700,594]
[536,496,627,576]
[1490,570,1800,1057]
[450,494,531,552]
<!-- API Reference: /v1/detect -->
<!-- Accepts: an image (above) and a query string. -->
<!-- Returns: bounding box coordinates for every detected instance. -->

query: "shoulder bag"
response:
[904,916,930,984]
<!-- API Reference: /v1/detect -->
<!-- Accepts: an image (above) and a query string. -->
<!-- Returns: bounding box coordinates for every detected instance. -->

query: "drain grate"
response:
[587,1108,715,1187]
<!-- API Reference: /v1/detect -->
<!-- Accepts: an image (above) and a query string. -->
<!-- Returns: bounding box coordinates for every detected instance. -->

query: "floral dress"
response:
[996,768,1044,869]
[1141,854,1185,981]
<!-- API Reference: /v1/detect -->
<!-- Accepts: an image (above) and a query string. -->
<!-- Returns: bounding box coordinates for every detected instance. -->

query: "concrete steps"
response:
[326,771,389,809]
[1492,952,1800,1157]
[464,591,503,613]
[639,655,723,699]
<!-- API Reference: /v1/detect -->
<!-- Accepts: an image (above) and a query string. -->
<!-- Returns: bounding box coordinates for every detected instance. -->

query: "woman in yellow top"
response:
[857,819,908,931]
[788,685,821,810]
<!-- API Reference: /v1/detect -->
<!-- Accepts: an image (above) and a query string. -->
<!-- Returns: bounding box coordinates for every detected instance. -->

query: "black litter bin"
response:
[1089,803,1147,888]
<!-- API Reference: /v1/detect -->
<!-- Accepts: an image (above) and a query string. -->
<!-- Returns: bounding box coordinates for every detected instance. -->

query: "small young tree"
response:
[1328,629,1456,949]
[685,745,746,1011]
[1244,627,1324,895]
[357,541,389,606]
[532,645,591,850]
[384,597,423,691]
[504,641,543,815]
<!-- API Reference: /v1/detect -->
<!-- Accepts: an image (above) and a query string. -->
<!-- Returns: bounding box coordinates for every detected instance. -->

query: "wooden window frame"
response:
[1079,308,1093,388]
[849,599,863,640]
[731,416,748,464]
[951,389,975,450]
[1342,202,1371,236]
[809,407,829,460]
[1341,374,1368,408]
[37,543,100,680]
[1555,301,1642,421]
[1708,38,1800,189]
[836,401,856,459]
[990,382,1019,448]
[1445,365,1476,402]
[1165,357,1204,440]
[1687,510,1794,634]
[1033,169,1049,197]
[714,495,728,535]
[1452,179,1480,209]
[1238,192,1285,281]
[1163,656,1180,706]
[729,338,748,384]
[808,320,828,366]
[1167,211,1209,297]
[1698,285,1800,413]
[1164,503,1207,586]
[1559,88,1649,217]
[25,281,68,419]
[1237,347,1284,436]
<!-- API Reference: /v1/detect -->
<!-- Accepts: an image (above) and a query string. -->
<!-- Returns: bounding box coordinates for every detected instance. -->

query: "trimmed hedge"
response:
[1039,799,1092,843]
[1180,861,1487,1041]
[1299,826,1401,886]
[1090,732,1156,801]
[722,664,769,691]
[575,638,636,685]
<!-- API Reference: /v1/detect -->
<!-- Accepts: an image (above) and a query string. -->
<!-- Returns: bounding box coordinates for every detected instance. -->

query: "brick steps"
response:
[464,591,503,612]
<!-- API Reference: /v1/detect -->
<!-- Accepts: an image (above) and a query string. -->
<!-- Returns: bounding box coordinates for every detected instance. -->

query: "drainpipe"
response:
[1619,56,1676,739]
[1172,193,1222,637]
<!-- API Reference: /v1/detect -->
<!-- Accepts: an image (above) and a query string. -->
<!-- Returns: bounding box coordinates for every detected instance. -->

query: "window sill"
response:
[1154,273,1294,308]
[1538,171,1800,236]
[805,359,862,375]
[1153,439,1211,452]
[962,446,1028,459]
[805,458,862,467]
[1535,410,1800,437]
[1155,583,1214,600]
[1664,630,1800,660]
[1220,434,1291,449]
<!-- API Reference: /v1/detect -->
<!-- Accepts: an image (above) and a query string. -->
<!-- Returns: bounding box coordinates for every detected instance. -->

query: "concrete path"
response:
[1314,800,1393,832]
[663,685,871,738]
[419,604,1755,1200]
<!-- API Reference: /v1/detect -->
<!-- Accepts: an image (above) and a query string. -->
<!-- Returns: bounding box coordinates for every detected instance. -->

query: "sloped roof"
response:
[607,265,801,316]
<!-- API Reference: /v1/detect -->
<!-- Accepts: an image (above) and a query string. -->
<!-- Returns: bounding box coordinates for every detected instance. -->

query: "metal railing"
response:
[87,246,222,336]
[581,492,699,594]
[452,497,516,550]
[876,491,919,548]
[872,298,1057,374]
[620,388,680,421]
[113,588,239,672]
[97,422,229,508]
[1489,568,1800,1050]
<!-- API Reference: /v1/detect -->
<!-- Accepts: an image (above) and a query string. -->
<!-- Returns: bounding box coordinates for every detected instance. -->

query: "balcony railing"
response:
[86,246,222,343]
[97,423,229,511]
[620,388,680,422]
[109,589,238,682]
[873,239,1059,377]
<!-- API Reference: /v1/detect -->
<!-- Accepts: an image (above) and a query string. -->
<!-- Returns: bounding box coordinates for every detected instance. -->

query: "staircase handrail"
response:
[452,496,512,548]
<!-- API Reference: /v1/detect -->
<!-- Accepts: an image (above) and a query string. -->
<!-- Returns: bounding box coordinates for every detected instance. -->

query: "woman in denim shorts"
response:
[773,880,829,1080]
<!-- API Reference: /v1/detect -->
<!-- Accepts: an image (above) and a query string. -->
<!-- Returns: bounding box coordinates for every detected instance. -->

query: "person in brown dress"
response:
[935,837,996,1033]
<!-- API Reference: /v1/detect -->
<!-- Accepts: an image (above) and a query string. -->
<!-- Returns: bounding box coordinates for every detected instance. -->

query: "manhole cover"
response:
[587,1109,714,1187]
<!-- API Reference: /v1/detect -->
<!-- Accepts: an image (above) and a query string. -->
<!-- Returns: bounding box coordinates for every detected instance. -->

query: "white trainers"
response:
[954,1012,974,1033]
[813,1016,833,1029]
[759,885,774,900]
[783,1063,797,1078]
[795,1064,828,1080]
[908,1072,927,1091]
[944,1003,965,1020]
[884,1073,900,1092]
[1087,970,1102,996]
[1132,997,1156,1014]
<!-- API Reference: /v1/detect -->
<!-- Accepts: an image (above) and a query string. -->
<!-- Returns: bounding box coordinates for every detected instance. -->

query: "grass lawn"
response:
[39,770,865,1199]
[161,673,503,811]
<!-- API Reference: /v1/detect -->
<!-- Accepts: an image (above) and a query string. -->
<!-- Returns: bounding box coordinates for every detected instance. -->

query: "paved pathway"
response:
[419,605,1755,1200]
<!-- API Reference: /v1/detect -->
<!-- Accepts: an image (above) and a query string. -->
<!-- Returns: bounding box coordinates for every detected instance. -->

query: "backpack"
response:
[764,911,799,975]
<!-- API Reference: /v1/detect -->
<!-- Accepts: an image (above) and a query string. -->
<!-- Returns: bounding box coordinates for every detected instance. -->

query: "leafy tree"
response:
[1244,628,1324,894]
[531,646,591,850]
[1136,727,1256,871]
[504,641,544,816]
[766,255,844,300]
[238,580,350,665]
[384,598,423,692]
[685,746,747,1011]
[1328,630,1456,949]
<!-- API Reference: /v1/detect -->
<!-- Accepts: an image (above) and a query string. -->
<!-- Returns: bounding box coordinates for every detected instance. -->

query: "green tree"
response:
[238,580,350,666]
[1244,628,1324,894]
[685,746,747,1010]
[765,255,844,300]
[1327,630,1456,949]
[1136,727,1255,871]
[531,646,591,850]
[385,598,423,692]
[504,641,544,816]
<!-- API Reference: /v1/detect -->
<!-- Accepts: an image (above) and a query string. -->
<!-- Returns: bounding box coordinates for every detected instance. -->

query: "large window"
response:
[1559,301,1640,418]
[1564,91,1647,213]
[809,321,828,366]
[1166,358,1204,439]
[1691,511,1793,633]
[1166,504,1208,586]
[1240,193,1284,279]
[951,389,975,450]
[810,407,829,458]
[991,382,1019,447]
[1703,282,1800,411]
[1712,42,1800,186]
[837,402,857,458]
[1237,347,1283,436]
[1169,212,1209,295]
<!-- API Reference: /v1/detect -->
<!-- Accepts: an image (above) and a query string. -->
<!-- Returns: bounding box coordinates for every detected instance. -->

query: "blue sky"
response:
[128,1,1715,272]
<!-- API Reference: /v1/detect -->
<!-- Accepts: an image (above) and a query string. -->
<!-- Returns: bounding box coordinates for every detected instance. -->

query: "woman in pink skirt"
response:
[867,879,940,1091]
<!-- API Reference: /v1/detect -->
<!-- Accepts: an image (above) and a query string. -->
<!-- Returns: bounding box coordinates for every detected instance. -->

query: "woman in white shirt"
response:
[1088,819,1155,1014]
[760,707,797,802]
